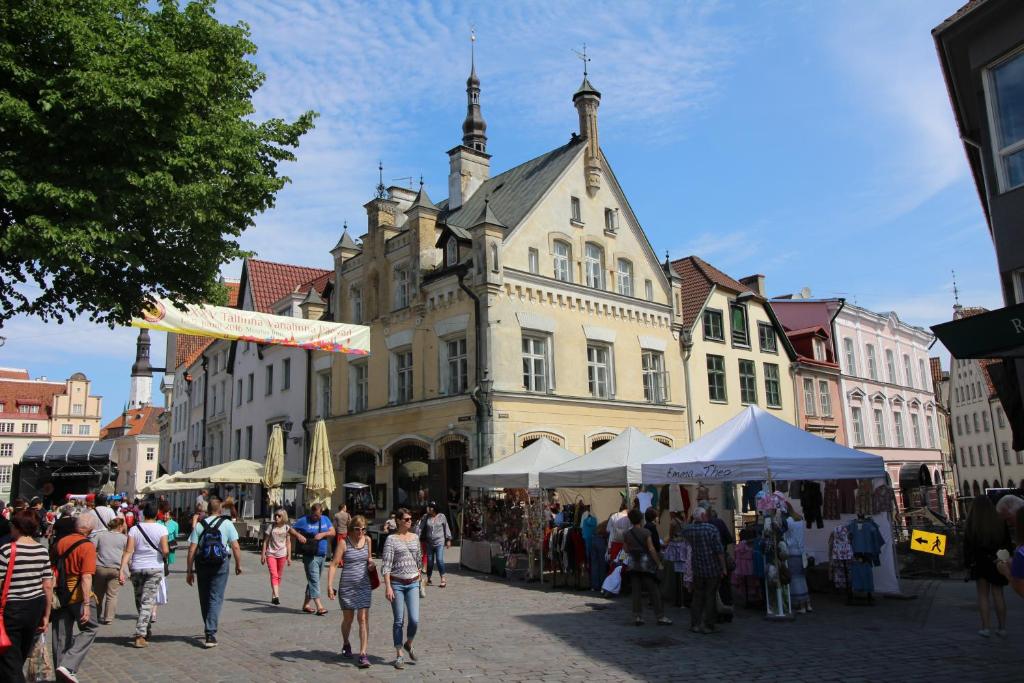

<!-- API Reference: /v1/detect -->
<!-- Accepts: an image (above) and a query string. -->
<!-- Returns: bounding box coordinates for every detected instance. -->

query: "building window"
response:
[146,447,155,461]
[394,267,410,309]
[528,248,539,274]
[247,373,254,402]
[956,416,962,435]
[145,471,154,484]
[812,338,826,362]
[351,287,363,323]
[553,241,572,282]
[522,336,549,393]
[1017,450,1024,465]
[818,381,832,417]
[844,338,857,375]
[730,304,750,347]
[873,408,886,446]
[446,338,468,395]
[71,404,83,416]
[926,414,936,448]
[236,379,242,406]
[390,351,413,404]
[584,243,605,289]
[866,344,878,380]
[246,426,253,459]
[642,351,667,404]
[446,237,458,266]
[998,406,1006,428]
[969,446,976,466]
[265,365,274,395]
[851,407,865,446]
[0,444,12,458]
[233,429,241,459]
[587,344,612,399]
[707,355,727,402]
[739,359,757,404]
[604,207,617,232]
[893,411,905,447]
[18,404,40,414]
[911,413,922,448]
[960,448,966,467]
[570,196,582,222]
[350,362,368,412]
[703,309,725,342]
[803,378,816,416]
[984,50,1024,192]
[919,359,928,391]
[0,423,12,434]
[758,323,777,353]
[764,363,781,408]
[1003,442,1011,465]
[616,259,633,296]
[319,370,332,417]
[974,413,980,432]
[282,358,291,391]
[903,354,914,388]
[0,464,11,484]
[61,424,73,435]
[645,279,653,301]
[884,349,896,384]
[983,411,990,432]
[20,423,37,434]
[987,443,995,466]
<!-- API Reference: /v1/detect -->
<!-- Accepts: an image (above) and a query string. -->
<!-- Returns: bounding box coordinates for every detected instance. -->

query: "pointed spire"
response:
[411,178,435,211]
[462,28,487,152]
[474,197,505,228]
[375,161,387,199]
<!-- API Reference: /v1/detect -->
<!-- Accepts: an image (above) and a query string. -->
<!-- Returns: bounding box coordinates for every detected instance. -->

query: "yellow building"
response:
[314,67,689,519]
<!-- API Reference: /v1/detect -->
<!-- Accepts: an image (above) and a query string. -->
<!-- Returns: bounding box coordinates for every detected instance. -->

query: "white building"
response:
[103,406,163,500]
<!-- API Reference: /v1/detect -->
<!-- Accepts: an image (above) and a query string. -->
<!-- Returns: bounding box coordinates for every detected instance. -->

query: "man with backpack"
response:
[186,495,242,648]
[50,515,99,683]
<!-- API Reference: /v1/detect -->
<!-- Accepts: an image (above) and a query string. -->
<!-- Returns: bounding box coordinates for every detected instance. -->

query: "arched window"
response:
[616,258,633,296]
[963,481,971,498]
[651,435,673,447]
[973,481,981,496]
[553,241,572,282]
[1008,479,1016,489]
[982,480,990,491]
[994,480,1002,488]
[446,237,458,266]
[584,243,605,289]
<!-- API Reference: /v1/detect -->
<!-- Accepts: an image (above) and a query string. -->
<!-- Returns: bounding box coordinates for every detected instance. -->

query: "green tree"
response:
[0,0,316,324]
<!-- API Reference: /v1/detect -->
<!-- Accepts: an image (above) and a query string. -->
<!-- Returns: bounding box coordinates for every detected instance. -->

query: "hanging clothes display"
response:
[823,480,840,520]
[871,484,894,516]
[722,482,737,511]
[669,485,691,516]
[854,480,874,517]
[696,484,710,502]
[846,517,884,595]
[837,479,858,514]
[783,515,810,611]
[799,482,824,529]
[828,525,854,589]
[742,481,762,512]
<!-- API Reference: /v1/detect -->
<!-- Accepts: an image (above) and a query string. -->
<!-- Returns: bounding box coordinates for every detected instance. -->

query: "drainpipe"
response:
[988,400,1005,486]
[302,348,313,509]
[457,265,488,469]
[680,329,696,443]
[200,355,210,469]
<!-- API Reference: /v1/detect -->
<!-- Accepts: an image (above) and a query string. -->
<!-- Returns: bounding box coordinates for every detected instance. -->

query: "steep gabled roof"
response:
[439,137,586,233]
[100,405,165,439]
[242,259,332,314]
[0,379,66,419]
[980,359,1000,398]
[929,357,944,393]
[671,255,754,329]
[175,335,211,370]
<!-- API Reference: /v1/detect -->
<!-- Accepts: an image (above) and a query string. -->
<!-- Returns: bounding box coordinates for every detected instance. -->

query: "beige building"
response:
[102,406,163,500]
[314,66,688,519]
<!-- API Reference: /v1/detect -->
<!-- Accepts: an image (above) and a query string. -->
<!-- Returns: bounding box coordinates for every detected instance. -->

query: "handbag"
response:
[626,529,657,574]
[0,542,15,655]
[368,563,381,590]
[25,632,54,683]
[299,518,324,556]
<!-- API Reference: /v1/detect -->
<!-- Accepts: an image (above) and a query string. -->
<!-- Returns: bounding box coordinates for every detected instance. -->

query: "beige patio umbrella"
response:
[262,424,286,506]
[177,459,304,485]
[140,471,212,494]
[305,418,336,509]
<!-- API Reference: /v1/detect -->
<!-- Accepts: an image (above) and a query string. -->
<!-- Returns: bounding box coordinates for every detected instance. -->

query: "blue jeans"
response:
[426,543,446,579]
[196,561,230,638]
[390,580,420,648]
[303,555,326,600]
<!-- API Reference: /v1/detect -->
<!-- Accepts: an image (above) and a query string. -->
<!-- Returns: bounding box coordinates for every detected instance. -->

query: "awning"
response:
[21,440,114,465]
[899,463,933,488]
[930,303,1024,359]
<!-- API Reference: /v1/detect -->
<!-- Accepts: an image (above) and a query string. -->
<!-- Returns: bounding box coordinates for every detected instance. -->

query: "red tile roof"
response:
[174,335,211,370]
[671,255,754,329]
[929,357,944,393]
[0,378,66,419]
[955,305,989,319]
[100,405,165,439]
[980,359,1000,398]
[244,259,332,314]
[297,271,334,297]
[225,280,241,307]
[0,368,29,380]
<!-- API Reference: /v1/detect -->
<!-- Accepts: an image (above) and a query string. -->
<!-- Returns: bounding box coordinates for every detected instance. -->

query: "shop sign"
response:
[910,529,946,556]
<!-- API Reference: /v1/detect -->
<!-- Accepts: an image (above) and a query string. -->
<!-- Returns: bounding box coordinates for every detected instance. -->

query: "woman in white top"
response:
[260,508,292,605]
[118,502,169,648]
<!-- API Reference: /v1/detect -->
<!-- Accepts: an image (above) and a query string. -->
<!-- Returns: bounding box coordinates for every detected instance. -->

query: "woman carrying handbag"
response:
[0,510,54,683]
[327,515,376,668]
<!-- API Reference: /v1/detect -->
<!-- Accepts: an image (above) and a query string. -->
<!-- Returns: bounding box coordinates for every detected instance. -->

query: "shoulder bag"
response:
[137,525,170,577]
[0,543,16,654]
[298,518,324,557]
[626,528,657,575]
[366,537,380,590]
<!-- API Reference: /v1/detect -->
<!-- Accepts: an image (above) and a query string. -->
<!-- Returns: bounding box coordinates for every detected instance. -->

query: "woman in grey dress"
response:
[327,515,374,668]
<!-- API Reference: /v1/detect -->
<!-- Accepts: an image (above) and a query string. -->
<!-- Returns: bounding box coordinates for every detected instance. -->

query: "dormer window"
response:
[812,337,826,361]
[394,266,410,310]
[604,208,617,232]
[446,237,458,266]
[570,196,582,223]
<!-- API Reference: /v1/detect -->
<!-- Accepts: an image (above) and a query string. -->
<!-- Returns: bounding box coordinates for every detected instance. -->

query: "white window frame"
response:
[983,46,1024,193]
[394,266,410,310]
[351,287,363,323]
[584,243,605,289]
[0,463,12,484]
[553,241,572,283]
[570,196,582,222]
[616,259,633,297]
[866,344,878,380]
[873,408,886,447]
[851,407,865,446]
[0,443,13,458]
[738,359,757,405]
[586,343,614,399]
[145,470,154,484]
[812,337,826,362]
[803,378,816,416]
[893,410,905,447]
[522,335,551,393]
[818,380,832,417]
[644,279,653,302]
[642,350,667,404]
[911,413,922,448]
[442,337,469,395]
[61,424,73,435]
[528,248,539,274]
[903,354,914,389]
[390,350,413,405]
[844,337,857,375]
[349,361,368,413]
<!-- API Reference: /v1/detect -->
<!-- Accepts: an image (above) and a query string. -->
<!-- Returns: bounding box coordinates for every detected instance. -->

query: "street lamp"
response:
[191,448,201,471]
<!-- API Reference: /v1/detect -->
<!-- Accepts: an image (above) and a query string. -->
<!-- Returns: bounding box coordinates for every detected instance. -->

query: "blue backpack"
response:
[196,518,228,566]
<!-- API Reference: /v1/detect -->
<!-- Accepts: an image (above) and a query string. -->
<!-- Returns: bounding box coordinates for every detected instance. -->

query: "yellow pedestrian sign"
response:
[910,529,947,556]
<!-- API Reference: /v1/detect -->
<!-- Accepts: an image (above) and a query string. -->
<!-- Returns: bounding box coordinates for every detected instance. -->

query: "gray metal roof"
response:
[440,137,585,235]
[22,440,114,464]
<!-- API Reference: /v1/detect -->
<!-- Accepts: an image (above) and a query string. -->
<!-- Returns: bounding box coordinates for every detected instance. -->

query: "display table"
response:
[461,539,502,573]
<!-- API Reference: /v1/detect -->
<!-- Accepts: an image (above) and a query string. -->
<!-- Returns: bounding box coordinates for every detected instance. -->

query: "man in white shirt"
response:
[196,490,209,514]
[607,502,631,565]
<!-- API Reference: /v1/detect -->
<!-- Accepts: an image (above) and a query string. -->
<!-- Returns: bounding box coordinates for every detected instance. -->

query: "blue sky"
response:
[0,0,1000,425]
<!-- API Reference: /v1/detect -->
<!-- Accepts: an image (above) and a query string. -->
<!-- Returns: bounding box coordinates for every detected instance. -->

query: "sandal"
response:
[302,607,316,614]
[316,609,329,616]
[439,579,447,588]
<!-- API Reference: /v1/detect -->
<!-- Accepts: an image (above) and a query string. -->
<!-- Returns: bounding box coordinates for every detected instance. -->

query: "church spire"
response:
[462,28,487,153]
[129,328,153,408]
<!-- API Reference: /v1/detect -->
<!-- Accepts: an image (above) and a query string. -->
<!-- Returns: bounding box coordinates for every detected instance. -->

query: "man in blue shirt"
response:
[186,496,242,648]
[290,503,334,615]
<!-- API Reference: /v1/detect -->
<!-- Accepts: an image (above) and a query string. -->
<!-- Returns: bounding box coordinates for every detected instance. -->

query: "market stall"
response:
[642,405,897,618]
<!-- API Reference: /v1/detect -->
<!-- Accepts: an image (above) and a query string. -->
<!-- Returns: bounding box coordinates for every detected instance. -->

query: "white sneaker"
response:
[978,629,991,638]
[996,629,1008,638]
[56,665,79,683]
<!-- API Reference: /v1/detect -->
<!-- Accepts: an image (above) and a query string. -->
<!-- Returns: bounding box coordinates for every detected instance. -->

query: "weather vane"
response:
[573,43,590,77]
[952,269,960,306]
[375,160,387,199]
[470,25,476,67]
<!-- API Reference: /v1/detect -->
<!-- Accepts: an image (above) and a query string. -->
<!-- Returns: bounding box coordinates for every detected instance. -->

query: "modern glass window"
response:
[818,380,832,417]
[265,365,274,395]
[764,363,781,408]
[446,338,468,395]
[903,355,914,388]
[522,336,549,393]
[394,351,413,404]
[703,309,724,341]
[911,413,922,448]
[851,407,865,446]
[584,243,605,289]
[844,338,857,375]
[739,359,757,404]
[351,362,368,412]
[803,378,816,416]
[587,344,612,399]
[282,358,291,391]
[570,196,582,222]
[528,248,539,274]
[644,279,653,301]
[394,267,410,309]
[616,259,633,296]
[926,415,936,448]
[885,349,897,384]
[642,351,667,404]
[985,50,1024,191]
[893,411,905,447]
[553,241,572,282]
[351,287,363,323]
[866,344,878,380]
[706,355,727,402]
[758,323,777,353]
[730,304,749,347]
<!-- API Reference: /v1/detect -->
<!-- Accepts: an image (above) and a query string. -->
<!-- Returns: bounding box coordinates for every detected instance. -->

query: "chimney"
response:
[299,288,327,321]
[739,274,766,298]
[408,183,441,271]
[573,76,602,195]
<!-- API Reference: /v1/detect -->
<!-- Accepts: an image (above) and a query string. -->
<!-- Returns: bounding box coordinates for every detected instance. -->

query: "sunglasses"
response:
[400,517,413,522]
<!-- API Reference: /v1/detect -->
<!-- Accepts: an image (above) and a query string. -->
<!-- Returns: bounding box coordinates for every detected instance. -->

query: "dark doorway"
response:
[393,445,430,514]
[344,451,377,518]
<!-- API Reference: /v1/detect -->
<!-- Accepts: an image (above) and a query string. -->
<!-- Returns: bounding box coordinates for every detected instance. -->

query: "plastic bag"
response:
[25,633,54,683]
[601,565,623,595]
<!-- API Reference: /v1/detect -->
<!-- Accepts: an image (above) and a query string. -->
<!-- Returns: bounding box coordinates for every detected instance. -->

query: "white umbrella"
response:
[177,459,305,485]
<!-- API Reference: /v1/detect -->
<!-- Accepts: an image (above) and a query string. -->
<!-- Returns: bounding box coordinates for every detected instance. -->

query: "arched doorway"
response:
[393,444,430,514]
[344,451,376,518]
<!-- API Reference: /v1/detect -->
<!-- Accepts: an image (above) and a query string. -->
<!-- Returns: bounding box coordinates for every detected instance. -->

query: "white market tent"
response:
[642,405,900,595]
[538,427,671,489]
[464,438,580,489]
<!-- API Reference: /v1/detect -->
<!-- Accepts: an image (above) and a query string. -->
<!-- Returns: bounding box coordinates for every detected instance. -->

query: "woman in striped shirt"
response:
[382,508,422,670]
[0,509,54,683]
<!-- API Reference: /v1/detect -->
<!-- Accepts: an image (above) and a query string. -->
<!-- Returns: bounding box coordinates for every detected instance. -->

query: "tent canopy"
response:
[538,427,671,489]
[464,437,580,489]
[177,459,305,485]
[140,472,211,494]
[642,405,886,484]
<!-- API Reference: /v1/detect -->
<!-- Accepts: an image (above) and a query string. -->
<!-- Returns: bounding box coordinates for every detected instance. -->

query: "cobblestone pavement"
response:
[74,548,1020,682]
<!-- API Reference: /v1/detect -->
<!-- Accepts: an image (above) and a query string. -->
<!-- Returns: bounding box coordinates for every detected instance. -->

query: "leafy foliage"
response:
[0,0,317,324]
